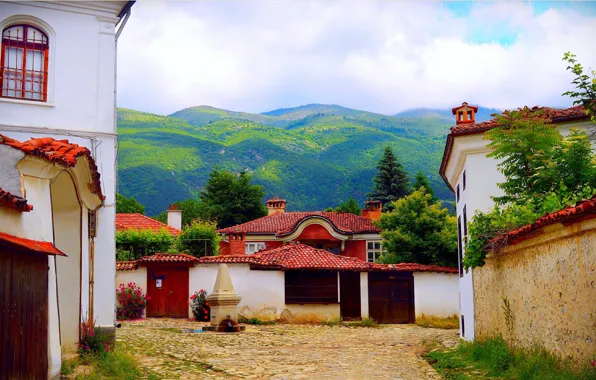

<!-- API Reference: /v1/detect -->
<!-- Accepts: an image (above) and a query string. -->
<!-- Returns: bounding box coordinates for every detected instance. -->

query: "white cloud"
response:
[116,1,596,115]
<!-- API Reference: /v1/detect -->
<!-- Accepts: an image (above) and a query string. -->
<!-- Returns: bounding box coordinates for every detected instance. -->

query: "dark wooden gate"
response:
[368,272,414,324]
[340,272,361,320]
[0,247,49,379]
[146,266,189,318]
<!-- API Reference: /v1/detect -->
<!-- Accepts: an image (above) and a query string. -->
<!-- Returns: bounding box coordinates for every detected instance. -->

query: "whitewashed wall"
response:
[413,272,459,317]
[115,267,147,317]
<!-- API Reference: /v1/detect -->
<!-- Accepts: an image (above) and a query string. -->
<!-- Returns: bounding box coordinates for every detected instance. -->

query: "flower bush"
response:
[116,282,149,320]
[78,317,110,356]
[190,289,210,321]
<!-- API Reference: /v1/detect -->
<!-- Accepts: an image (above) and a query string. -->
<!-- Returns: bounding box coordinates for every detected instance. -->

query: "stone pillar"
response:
[206,264,242,326]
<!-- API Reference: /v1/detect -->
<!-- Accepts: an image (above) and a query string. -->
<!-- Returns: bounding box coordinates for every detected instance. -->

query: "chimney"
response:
[362,200,382,222]
[266,196,287,216]
[166,204,182,230]
[452,102,478,125]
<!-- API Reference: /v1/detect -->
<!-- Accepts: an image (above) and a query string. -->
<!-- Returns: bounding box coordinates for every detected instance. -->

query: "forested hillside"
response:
[117,104,497,215]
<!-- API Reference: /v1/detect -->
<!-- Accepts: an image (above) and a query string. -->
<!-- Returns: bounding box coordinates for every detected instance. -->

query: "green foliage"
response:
[116,283,148,320]
[332,197,362,215]
[83,350,145,380]
[465,113,596,269]
[79,318,110,357]
[243,317,276,325]
[412,171,436,202]
[154,198,208,227]
[200,168,267,228]
[368,145,410,211]
[425,337,593,380]
[116,193,145,214]
[176,220,220,257]
[562,52,596,127]
[378,187,458,267]
[416,314,459,329]
[190,289,210,322]
[115,228,174,261]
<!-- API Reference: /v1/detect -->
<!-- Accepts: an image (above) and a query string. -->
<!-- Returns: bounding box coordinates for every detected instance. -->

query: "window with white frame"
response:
[245,242,266,255]
[366,241,383,263]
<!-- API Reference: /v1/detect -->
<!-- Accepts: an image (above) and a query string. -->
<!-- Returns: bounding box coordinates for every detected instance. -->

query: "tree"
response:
[562,52,596,139]
[176,220,220,257]
[116,193,145,214]
[368,146,410,211]
[115,229,174,261]
[154,198,208,227]
[378,188,457,267]
[412,171,436,202]
[200,168,267,228]
[332,197,361,215]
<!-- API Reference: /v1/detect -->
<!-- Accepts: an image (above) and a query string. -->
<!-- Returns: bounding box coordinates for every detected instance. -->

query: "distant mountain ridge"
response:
[395,106,501,122]
[116,103,503,215]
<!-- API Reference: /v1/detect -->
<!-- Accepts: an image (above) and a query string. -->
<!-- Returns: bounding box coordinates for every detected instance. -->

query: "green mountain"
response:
[117,104,466,216]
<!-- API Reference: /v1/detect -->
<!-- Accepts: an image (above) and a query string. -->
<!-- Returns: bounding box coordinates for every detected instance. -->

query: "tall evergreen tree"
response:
[368,146,409,211]
[412,171,436,202]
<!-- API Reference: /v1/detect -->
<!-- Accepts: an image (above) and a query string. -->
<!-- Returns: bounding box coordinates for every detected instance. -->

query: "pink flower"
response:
[591,360,595,368]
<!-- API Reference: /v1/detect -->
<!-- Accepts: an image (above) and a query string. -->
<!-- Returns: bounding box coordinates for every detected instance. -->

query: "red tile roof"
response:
[138,253,199,265]
[199,244,458,273]
[116,261,139,271]
[116,213,181,236]
[440,105,590,191]
[491,195,596,248]
[217,212,381,235]
[0,134,104,200]
[0,231,66,256]
[0,187,32,212]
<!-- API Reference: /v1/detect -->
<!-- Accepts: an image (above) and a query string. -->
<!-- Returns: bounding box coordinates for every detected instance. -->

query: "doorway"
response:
[146,266,189,318]
[340,271,361,320]
[368,272,414,323]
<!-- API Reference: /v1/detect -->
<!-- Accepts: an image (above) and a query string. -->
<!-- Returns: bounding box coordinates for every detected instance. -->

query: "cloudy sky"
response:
[117,1,596,116]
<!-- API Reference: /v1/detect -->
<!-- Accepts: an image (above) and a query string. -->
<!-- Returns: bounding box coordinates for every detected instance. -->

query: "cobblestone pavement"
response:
[117,318,459,380]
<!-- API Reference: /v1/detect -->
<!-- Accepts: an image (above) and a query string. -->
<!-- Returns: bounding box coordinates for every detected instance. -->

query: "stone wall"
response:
[473,219,596,364]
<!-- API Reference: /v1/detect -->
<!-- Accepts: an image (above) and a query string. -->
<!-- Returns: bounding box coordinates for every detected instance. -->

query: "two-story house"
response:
[217,197,385,262]
[439,102,592,341]
[0,2,133,378]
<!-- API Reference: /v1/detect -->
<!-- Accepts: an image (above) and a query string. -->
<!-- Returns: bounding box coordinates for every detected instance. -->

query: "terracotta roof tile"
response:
[217,212,381,235]
[116,261,139,271]
[491,195,596,247]
[0,134,104,200]
[199,244,458,273]
[116,213,181,236]
[0,187,32,212]
[0,231,66,256]
[138,253,199,265]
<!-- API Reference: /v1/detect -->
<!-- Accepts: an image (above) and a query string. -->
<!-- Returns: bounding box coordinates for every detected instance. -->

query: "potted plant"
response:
[190,289,210,321]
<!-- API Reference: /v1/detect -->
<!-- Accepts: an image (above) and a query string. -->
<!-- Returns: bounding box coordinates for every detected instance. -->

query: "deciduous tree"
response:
[116,193,145,214]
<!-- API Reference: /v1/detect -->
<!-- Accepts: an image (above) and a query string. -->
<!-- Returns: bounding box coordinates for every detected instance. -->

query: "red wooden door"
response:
[368,272,414,324]
[0,247,48,379]
[146,266,189,318]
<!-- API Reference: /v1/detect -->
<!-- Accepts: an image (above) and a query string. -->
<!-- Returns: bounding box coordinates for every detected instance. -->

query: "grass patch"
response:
[423,337,595,380]
[320,316,343,326]
[241,317,277,325]
[345,317,379,328]
[416,313,459,329]
[156,327,183,333]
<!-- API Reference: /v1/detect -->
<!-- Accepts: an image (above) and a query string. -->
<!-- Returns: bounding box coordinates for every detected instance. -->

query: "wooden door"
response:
[340,272,361,320]
[368,272,414,324]
[146,266,189,318]
[0,247,48,379]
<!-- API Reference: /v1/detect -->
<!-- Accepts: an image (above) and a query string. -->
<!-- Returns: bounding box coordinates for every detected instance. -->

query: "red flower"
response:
[190,294,197,300]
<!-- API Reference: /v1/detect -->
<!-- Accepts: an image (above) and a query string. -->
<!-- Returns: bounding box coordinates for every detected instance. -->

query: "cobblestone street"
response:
[117,318,458,379]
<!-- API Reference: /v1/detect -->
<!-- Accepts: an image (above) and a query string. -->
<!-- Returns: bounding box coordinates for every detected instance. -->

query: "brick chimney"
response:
[266,196,287,216]
[166,204,182,230]
[452,102,478,125]
[362,200,382,222]
[228,232,246,255]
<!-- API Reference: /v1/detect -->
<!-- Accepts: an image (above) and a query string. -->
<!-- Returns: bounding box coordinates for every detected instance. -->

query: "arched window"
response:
[1,24,49,101]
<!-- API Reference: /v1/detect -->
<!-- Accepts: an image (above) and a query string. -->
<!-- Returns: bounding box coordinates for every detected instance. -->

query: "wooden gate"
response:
[0,247,49,378]
[146,266,189,318]
[368,272,414,324]
[340,272,361,320]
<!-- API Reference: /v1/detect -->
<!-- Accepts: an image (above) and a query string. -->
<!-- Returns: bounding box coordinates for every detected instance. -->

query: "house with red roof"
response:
[218,197,385,263]
[0,2,133,378]
[440,102,595,351]
[116,211,182,236]
[116,244,460,323]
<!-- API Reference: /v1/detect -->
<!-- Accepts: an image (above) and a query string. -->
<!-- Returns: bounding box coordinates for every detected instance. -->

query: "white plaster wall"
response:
[116,268,148,295]
[360,272,369,318]
[413,272,459,317]
[47,256,61,379]
[190,264,285,319]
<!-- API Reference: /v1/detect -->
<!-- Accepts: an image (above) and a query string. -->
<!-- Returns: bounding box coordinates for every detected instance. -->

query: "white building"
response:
[439,102,592,340]
[0,1,133,378]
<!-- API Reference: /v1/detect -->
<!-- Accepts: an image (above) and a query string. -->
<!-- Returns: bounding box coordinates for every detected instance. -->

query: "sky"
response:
[117,1,596,116]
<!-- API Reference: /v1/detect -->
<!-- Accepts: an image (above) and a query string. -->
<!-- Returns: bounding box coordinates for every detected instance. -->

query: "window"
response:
[245,242,265,255]
[463,205,468,236]
[463,170,466,190]
[285,270,338,304]
[456,184,460,203]
[367,241,383,263]
[1,24,49,101]
[457,216,463,277]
